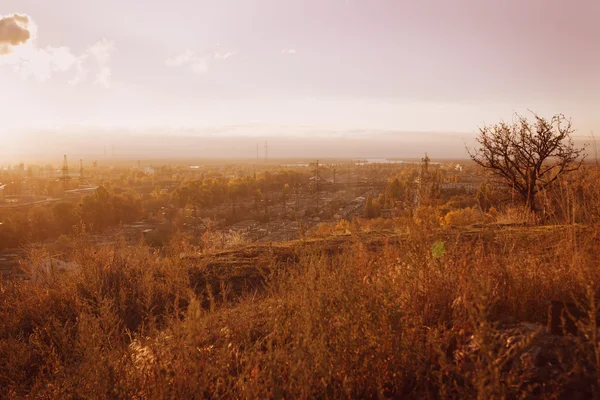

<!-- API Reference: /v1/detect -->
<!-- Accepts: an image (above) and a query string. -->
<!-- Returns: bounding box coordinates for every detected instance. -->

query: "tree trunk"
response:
[526,192,536,212]
[525,171,538,212]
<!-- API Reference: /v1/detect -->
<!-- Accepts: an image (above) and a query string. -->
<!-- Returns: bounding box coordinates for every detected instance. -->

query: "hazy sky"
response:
[1,0,599,145]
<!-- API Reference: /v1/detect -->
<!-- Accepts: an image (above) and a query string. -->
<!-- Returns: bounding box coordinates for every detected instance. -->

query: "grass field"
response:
[2,221,600,398]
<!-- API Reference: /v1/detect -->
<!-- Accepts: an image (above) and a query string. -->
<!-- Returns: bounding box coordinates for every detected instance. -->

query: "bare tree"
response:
[468,113,586,211]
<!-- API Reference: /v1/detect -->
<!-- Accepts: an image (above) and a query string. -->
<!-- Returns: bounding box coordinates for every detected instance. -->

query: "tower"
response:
[418,153,432,206]
[332,165,337,185]
[79,159,84,183]
[264,141,268,164]
[420,153,430,179]
[254,143,259,178]
[62,155,69,180]
[313,160,320,213]
[60,155,71,192]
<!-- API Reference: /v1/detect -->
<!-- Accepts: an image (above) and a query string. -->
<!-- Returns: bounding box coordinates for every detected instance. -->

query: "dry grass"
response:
[2,220,600,398]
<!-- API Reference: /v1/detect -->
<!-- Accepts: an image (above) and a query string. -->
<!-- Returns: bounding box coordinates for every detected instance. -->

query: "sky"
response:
[1,0,599,159]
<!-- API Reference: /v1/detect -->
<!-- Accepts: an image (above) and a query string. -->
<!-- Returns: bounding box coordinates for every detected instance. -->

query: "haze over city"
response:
[1,0,599,160]
[4,2,600,398]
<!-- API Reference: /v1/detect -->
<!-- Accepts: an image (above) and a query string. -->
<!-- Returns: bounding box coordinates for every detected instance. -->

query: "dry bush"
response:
[494,206,537,225]
[442,207,489,227]
[313,222,337,237]
[361,217,398,232]
[2,210,600,397]
[202,229,249,252]
[313,217,410,238]
[413,205,440,227]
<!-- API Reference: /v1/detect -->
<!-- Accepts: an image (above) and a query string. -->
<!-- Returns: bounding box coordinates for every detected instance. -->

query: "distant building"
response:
[438,182,481,193]
[64,186,99,198]
[16,163,25,176]
[308,176,333,186]
[144,165,155,175]
[0,184,5,202]
[28,165,42,177]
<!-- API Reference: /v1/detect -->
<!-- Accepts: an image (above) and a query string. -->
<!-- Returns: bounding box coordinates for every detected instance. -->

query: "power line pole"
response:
[314,160,320,213]
[353,161,356,188]
[60,155,70,193]
[348,161,351,189]
[264,141,268,164]
[254,143,259,178]
[332,165,337,186]
[294,183,300,214]
[79,159,84,183]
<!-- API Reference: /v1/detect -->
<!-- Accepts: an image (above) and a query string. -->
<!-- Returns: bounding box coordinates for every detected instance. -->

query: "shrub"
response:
[1,214,600,398]
[442,207,486,226]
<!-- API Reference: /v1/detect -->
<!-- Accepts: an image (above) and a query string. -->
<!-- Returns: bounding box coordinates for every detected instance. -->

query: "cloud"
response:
[0,13,115,87]
[165,49,194,67]
[214,51,235,60]
[75,39,115,88]
[281,48,296,54]
[0,14,32,54]
[190,59,209,74]
[166,47,236,74]
[95,67,112,89]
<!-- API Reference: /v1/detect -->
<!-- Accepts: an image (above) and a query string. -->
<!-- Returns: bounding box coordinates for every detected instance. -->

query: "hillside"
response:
[2,223,599,398]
